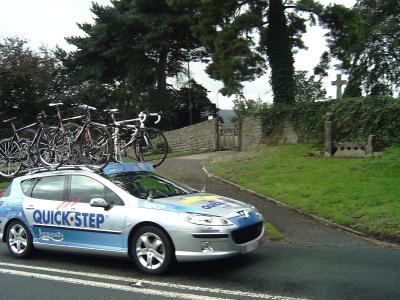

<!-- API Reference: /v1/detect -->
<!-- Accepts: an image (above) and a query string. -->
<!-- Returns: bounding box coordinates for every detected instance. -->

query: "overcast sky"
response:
[0,0,355,109]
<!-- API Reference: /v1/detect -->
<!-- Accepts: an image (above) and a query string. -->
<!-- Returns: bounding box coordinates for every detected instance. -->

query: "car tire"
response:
[131,226,174,275]
[6,220,34,258]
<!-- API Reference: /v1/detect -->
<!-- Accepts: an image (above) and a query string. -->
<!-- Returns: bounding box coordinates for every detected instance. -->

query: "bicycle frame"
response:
[105,110,162,163]
[105,111,140,162]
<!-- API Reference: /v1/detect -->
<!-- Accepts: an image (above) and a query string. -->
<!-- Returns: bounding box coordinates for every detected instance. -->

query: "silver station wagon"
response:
[0,163,264,274]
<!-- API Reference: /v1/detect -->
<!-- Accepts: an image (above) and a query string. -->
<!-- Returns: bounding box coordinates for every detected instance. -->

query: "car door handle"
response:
[25,205,35,210]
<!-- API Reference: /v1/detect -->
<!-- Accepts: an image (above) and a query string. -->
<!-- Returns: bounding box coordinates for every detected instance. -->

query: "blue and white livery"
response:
[0,163,264,274]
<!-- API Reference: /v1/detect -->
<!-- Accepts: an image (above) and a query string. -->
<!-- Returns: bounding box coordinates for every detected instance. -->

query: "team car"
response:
[0,163,264,274]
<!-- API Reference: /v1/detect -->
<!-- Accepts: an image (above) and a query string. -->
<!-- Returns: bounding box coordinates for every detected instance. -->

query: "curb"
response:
[201,164,399,248]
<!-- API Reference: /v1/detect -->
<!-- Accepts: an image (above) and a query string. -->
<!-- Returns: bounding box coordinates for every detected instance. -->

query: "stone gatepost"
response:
[366,135,374,155]
[324,112,333,156]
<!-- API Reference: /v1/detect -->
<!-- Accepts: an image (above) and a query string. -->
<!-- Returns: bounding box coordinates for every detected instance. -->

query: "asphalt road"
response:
[0,241,399,300]
[0,152,399,300]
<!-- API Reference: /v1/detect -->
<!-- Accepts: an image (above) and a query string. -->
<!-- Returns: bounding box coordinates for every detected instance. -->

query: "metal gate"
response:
[218,122,240,151]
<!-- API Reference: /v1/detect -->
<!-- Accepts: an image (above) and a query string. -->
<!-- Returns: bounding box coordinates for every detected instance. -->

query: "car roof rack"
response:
[17,162,155,177]
[19,165,97,176]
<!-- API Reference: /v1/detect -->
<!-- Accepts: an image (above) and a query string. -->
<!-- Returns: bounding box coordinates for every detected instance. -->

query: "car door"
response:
[22,175,69,245]
[64,174,127,252]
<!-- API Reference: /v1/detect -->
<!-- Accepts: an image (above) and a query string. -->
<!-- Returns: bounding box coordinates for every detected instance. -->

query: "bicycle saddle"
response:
[3,117,17,123]
[104,108,119,113]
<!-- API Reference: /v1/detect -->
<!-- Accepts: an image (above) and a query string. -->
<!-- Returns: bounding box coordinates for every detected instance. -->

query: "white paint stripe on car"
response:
[0,267,231,300]
[0,262,307,300]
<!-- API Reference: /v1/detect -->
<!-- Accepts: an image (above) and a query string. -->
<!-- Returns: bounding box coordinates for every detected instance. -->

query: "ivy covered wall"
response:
[260,97,400,148]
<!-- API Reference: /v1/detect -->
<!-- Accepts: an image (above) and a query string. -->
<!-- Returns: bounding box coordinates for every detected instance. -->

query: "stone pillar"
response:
[366,135,374,155]
[214,118,221,151]
[324,112,333,156]
[238,118,243,152]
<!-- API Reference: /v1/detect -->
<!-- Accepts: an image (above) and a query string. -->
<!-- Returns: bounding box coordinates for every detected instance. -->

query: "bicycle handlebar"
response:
[98,109,162,128]
[149,112,161,124]
[138,111,162,125]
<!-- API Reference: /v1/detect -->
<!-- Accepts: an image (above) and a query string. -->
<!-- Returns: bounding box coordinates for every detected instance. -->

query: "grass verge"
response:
[265,222,285,241]
[206,144,400,242]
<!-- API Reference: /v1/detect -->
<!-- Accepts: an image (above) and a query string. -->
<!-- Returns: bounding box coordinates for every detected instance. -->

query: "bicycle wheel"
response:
[133,128,168,167]
[37,128,69,168]
[77,124,111,170]
[19,128,39,168]
[62,123,82,165]
[63,122,81,137]
[0,138,22,178]
[123,128,141,162]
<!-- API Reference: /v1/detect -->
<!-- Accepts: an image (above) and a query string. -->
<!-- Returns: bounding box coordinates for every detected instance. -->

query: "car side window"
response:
[69,175,124,206]
[31,176,66,201]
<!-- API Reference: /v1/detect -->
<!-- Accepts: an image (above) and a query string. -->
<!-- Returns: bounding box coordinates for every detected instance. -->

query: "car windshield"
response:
[105,172,193,199]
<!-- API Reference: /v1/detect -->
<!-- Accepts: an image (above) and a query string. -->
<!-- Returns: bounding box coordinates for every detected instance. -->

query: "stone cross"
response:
[331,74,347,99]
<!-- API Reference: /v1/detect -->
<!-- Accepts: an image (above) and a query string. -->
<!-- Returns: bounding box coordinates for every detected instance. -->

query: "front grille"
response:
[231,222,263,244]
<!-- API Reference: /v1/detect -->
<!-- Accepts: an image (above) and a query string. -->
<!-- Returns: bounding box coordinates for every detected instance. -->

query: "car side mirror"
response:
[90,198,110,209]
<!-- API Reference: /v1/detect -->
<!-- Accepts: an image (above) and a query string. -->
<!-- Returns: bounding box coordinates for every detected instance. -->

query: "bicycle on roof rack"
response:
[35,102,82,168]
[38,104,112,171]
[0,111,50,178]
[103,109,168,167]
[0,103,169,178]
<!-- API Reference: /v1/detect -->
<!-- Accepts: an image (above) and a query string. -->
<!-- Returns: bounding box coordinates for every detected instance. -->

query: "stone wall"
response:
[239,116,264,151]
[239,116,299,150]
[264,118,299,145]
[164,119,218,152]
[164,116,300,153]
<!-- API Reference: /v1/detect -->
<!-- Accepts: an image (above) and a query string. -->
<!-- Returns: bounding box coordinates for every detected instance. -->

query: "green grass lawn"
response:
[206,144,400,241]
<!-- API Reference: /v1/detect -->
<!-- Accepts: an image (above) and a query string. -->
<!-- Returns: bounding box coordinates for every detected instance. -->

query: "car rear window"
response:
[21,178,39,196]
[31,176,66,201]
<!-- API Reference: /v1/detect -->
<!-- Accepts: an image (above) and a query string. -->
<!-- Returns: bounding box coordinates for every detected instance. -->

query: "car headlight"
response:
[180,212,233,226]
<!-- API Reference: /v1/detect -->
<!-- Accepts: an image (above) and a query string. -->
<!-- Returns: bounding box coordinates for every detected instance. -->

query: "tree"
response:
[67,0,207,118]
[231,98,267,122]
[263,0,296,105]
[190,0,326,104]
[318,0,400,96]
[0,38,62,130]
[294,70,327,102]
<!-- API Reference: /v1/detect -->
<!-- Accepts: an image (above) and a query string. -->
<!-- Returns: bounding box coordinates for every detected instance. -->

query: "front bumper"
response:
[172,223,265,262]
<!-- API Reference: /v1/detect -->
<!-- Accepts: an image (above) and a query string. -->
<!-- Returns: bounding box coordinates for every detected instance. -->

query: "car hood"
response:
[139,193,253,218]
